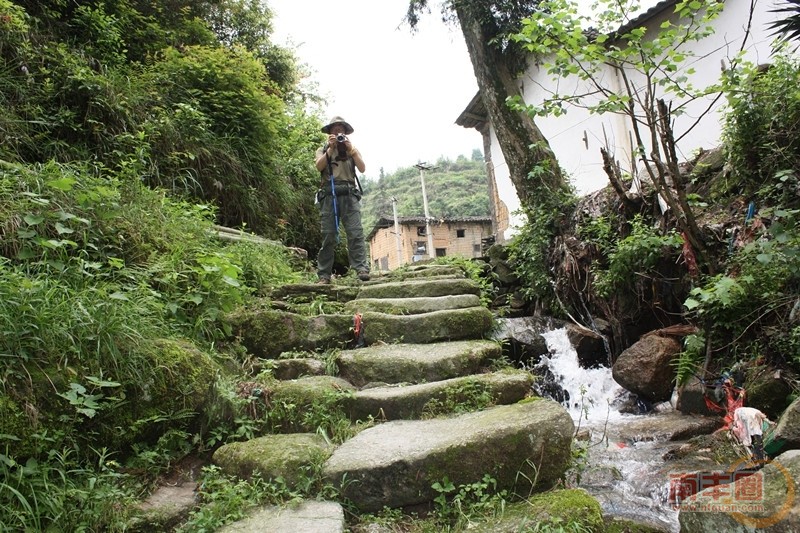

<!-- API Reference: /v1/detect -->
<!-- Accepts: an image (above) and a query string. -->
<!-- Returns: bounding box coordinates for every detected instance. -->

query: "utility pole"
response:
[415,162,435,259]
[391,196,403,268]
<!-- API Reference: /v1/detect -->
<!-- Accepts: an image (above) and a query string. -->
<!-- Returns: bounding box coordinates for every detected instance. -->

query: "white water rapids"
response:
[540,328,681,532]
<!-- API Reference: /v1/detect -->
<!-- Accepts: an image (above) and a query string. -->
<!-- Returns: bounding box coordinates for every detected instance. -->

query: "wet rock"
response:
[566,322,610,368]
[612,335,682,402]
[614,412,721,442]
[357,278,481,299]
[361,306,494,345]
[468,489,604,532]
[344,294,481,315]
[676,376,720,416]
[131,483,197,531]
[492,316,564,364]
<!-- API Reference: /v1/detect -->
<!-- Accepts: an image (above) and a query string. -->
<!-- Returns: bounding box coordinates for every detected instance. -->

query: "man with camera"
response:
[314,116,370,283]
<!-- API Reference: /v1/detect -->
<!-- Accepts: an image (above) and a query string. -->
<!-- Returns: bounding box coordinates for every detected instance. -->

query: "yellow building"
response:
[368,216,492,271]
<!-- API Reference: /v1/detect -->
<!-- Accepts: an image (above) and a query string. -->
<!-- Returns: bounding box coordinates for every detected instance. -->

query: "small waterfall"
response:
[539,328,628,423]
[536,327,680,532]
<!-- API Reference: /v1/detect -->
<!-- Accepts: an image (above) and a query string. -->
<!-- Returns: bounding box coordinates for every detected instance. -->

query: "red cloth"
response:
[704,383,745,429]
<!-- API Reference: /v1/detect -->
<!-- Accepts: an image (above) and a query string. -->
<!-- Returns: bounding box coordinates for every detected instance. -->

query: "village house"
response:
[457,0,784,240]
[368,216,492,271]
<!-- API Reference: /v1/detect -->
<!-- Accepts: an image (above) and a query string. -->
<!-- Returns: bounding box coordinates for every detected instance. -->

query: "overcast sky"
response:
[269,0,481,180]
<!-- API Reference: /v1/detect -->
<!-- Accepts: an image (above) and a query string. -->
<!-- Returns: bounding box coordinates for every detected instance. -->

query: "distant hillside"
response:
[360,154,491,233]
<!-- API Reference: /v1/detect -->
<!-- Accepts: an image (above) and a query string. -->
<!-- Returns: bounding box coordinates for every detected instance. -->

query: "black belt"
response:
[321,184,358,197]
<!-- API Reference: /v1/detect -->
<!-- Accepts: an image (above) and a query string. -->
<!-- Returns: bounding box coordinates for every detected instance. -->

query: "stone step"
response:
[361,306,493,345]
[344,294,481,315]
[322,399,574,512]
[346,370,534,421]
[218,500,344,533]
[386,264,465,279]
[269,283,359,303]
[357,277,481,299]
[227,305,493,359]
[337,339,501,387]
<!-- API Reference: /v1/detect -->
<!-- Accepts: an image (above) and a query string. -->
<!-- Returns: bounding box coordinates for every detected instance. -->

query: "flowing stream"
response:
[538,328,681,532]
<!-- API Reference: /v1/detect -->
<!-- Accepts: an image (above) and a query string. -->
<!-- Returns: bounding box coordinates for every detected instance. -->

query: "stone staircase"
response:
[137,264,575,532]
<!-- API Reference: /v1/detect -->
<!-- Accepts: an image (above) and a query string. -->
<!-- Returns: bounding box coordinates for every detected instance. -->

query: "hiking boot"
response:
[316,276,331,285]
[357,271,370,281]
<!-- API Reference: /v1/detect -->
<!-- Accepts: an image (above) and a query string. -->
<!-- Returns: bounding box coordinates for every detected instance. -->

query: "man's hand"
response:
[326,134,338,156]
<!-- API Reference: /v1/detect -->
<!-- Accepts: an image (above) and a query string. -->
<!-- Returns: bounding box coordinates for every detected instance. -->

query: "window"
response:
[436,248,446,257]
[473,244,482,255]
[456,229,465,238]
[417,226,426,236]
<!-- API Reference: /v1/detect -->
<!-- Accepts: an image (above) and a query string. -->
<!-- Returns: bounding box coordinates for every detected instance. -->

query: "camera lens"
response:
[336,134,346,142]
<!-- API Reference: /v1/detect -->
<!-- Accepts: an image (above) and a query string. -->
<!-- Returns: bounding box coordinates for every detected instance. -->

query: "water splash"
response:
[540,328,628,423]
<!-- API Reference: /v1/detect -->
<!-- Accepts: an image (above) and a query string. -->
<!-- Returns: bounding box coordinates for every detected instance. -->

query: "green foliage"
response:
[577,214,617,256]
[0,445,135,532]
[431,474,508,525]
[673,333,706,386]
[223,240,305,295]
[177,465,299,532]
[594,216,683,298]
[723,54,800,201]
[433,255,496,306]
[284,294,345,316]
[683,208,800,364]
[1,0,321,247]
[0,158,306,526]
[513,0,723,120]
[508,189,577,307]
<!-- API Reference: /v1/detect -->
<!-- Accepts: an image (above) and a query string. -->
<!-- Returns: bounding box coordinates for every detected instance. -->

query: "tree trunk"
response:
[453,3,567,209]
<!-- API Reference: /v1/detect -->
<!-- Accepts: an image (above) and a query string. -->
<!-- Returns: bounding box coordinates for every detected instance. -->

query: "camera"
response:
[336,133,347,142]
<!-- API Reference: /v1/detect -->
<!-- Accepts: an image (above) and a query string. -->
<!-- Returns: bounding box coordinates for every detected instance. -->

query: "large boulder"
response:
[322,398,574,512]
[612,334,681,402]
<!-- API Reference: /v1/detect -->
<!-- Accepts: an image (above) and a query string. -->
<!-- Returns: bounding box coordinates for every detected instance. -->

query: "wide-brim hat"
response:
[321,116,354,134]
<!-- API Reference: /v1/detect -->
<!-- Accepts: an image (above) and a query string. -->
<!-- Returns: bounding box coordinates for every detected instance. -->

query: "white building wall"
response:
[491,0,783,236]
